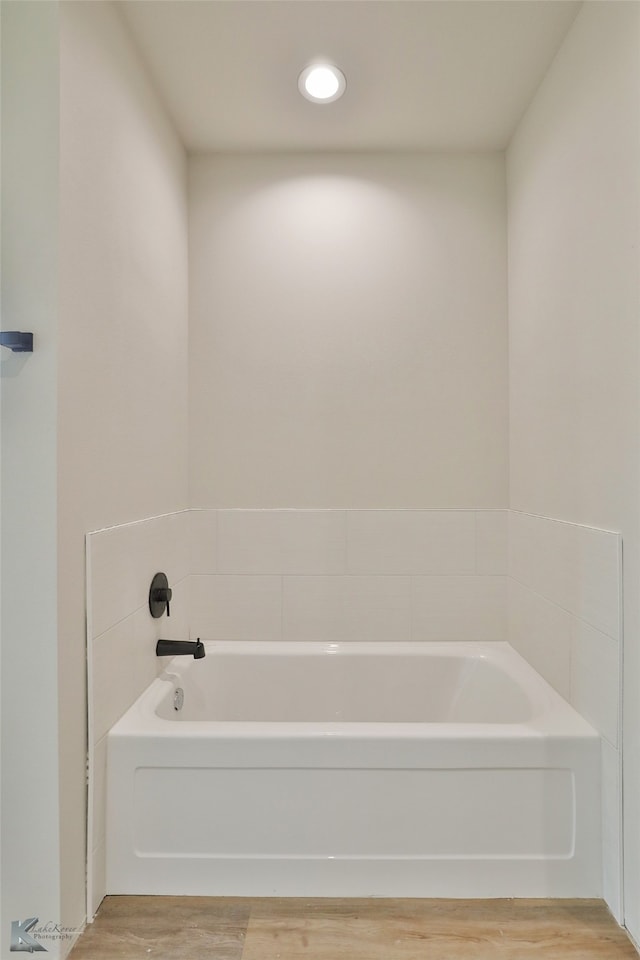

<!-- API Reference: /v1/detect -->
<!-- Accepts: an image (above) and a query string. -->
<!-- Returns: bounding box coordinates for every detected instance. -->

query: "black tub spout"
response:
[156,638,205,659]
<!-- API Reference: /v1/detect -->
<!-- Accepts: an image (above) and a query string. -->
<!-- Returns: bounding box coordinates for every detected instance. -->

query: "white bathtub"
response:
[106,641,601,897]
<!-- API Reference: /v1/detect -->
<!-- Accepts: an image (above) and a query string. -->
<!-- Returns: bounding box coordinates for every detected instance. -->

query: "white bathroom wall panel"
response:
[189,509,509,577]
[189,509,219,575]
[281,575,413,643]
[188,154,508,509]
[571,621,620,750]
[86,512,190,917]
[189,575,283,642]
[508,579,573,701]
[475,510,508,576]
[217,509,347,576]
[90,579,189,742]
[346,511,476,576]
[508,512,621,741]
[187,509,508,642]
[59,0,189,934]
[508,512,621,643]
[506,1,639,929]
[89,511,190,641]
[508,510,622,918]
[412,576,507,644]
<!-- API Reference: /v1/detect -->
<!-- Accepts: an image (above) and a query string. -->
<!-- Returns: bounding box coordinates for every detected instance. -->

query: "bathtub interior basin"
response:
[156,641,536,724]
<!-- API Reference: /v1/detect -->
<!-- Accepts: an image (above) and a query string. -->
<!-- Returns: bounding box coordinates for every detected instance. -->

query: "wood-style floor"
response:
[68,897,637,959]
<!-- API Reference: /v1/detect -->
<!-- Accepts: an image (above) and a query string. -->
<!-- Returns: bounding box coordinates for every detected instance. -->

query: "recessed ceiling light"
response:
[298,64,346,104]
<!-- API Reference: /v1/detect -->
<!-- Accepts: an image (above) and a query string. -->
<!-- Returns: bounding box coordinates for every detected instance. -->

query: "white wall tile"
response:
[89,524,140,640]
[189,509,218,574]
[148,511,190,584]
[509,512,571,610]
[279,511,347,575]
[93,576,189,737]
[347,510,476,575]
[129,512,189,618]
[411,576,507,642]
[568,525,621,641]
[217,509,347,575]
[124,511,188,612]
[91,615,138,741]
[602,739,623,923]
[89,512,189,639]
[217,510,282,573]
[571,621,619,746]
[189,575,282,639]
[509,511,621,639]
[154,574,190,643]
[508,578,572,700]
[90,573,188,786]
[475,510,508,575]
[131,598,167,695]
[507,510,531,587]
[283,576,411,642]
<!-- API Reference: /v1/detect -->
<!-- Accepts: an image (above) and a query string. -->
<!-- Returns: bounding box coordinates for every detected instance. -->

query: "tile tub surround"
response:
[508,510,623,918]
[188,509,508,641]
[88,508,506,916]
[86,511,190,917]
[86,508,622,915]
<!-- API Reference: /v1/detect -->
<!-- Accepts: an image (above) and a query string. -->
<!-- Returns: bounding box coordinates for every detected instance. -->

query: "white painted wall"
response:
[1,2,61,956]
[57,0,188,943]
[507,0,640,932]
[189,154,508,509]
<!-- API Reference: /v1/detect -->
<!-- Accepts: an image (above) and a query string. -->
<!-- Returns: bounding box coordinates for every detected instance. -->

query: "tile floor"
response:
[68,897,638,959]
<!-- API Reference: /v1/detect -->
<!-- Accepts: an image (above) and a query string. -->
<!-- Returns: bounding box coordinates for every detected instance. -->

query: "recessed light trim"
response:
[298,64,346,104]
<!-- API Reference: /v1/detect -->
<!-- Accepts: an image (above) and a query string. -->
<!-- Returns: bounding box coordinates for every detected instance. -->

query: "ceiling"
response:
[120,1,581,153]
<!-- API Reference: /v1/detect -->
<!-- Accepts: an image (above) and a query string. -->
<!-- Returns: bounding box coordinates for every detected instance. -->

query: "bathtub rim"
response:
[110,640,599,741]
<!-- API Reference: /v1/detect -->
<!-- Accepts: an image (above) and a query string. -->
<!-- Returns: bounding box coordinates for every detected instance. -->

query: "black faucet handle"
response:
[149,572,173,618]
